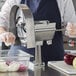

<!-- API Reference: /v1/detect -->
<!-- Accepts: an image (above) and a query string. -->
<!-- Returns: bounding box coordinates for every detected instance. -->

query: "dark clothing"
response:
[21,0,25,4]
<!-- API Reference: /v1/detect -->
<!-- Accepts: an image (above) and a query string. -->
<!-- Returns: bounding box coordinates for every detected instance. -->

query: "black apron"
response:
[21,0,64,62]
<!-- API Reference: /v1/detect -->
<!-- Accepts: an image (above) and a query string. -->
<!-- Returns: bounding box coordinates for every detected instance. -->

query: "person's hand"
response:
[0,32,16,46]
[65,22,76,38]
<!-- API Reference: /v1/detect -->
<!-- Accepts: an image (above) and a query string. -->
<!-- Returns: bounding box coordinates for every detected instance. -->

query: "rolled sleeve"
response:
[0,0,21,30]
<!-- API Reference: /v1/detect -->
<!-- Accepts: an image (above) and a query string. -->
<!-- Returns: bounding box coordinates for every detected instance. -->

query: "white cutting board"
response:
[48,61,76,75]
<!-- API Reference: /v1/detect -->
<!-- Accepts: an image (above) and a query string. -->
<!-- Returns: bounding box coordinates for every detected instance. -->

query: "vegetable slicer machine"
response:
[9,4,56,68]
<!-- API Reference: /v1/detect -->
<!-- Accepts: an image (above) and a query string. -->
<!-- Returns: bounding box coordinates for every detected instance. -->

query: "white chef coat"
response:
[0,0,76,30]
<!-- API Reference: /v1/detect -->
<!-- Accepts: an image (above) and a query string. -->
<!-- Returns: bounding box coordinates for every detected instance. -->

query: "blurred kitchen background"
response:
[0,0,76,51]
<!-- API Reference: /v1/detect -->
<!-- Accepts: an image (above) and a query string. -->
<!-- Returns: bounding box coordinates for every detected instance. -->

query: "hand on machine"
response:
[0,31,15,46]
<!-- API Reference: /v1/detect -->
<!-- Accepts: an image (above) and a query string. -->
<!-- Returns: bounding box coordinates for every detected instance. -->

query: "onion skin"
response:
[64,53,76,65]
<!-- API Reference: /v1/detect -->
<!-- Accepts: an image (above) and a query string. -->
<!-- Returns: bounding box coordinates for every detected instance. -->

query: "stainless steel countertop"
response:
[0,65,65,76]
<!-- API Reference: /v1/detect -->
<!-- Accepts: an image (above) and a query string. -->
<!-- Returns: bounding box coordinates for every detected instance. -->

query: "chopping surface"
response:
[48,61,76,75]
